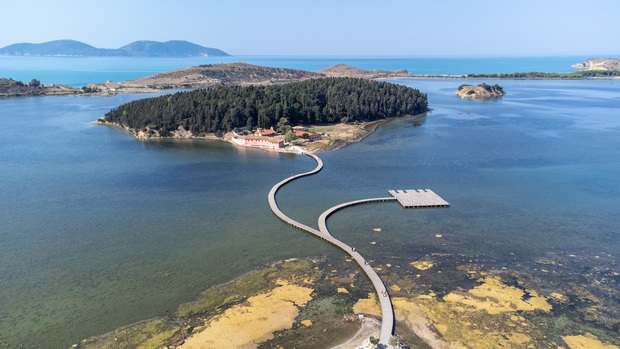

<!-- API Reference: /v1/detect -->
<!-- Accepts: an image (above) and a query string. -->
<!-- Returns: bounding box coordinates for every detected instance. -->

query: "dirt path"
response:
[331,316,381,349]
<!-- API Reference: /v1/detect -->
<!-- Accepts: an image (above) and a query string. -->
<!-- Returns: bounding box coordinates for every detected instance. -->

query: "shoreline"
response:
[393,74,620,80]
[5,72,618,99]
[94,115,420,154]
[73,257,377,349]
[3,58,620,99]
[73,249,620,349]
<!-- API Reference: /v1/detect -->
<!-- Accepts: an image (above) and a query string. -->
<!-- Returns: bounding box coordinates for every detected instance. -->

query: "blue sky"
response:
[2,0,619,56]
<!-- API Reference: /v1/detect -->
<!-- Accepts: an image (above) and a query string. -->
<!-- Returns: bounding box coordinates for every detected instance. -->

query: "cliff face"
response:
[455,83,506,100]
[571,58,620,70]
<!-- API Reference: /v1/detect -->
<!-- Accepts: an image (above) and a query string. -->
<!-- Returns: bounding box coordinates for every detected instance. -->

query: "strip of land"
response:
[3,58,619,98]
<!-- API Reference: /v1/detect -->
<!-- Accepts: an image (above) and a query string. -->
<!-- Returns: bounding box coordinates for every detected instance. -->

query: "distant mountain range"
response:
[0,40,230,57]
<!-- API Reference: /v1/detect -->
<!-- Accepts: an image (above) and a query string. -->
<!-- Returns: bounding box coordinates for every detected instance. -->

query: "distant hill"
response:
[0,40,229,57]
[86,63,416,94]
[85,62,322,93]
[118,40,229,57]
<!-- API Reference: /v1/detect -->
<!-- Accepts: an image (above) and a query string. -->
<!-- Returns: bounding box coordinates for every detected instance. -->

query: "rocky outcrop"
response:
[571,58,620,70]
[455,83,506,100]
[316,64,411,79]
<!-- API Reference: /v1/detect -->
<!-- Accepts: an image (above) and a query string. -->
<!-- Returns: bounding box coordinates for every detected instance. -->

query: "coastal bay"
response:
[1,58,619,348]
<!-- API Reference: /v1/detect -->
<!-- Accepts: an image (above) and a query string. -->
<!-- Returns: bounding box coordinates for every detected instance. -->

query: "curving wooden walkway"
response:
[267,152,396,346]
[267,152,326,238]
[268,151,449,347]
[318,197,397,344]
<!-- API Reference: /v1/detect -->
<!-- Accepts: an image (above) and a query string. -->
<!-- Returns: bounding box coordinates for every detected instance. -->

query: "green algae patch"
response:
[259,294,362,349]
[78,318,182,349]
[177,258,319,318]
[257,258,373,349]
[282,258,314,271]
[176,266,276,318]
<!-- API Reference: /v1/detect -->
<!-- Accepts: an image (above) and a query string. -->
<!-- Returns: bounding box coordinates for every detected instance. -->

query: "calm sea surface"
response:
[0,55,589,86]
[1,57,619,347]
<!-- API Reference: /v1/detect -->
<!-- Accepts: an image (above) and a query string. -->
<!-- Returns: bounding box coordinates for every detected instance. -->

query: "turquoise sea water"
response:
[1,57,619,347]
[0,55,589,86]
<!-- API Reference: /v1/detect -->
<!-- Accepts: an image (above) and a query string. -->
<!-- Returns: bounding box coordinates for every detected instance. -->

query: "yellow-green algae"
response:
[353,263,620,349]
[78,318,181,349]
[179,284,314,348]
[563,333,619,349]
[75,259,323,349]
[75,253,620,349]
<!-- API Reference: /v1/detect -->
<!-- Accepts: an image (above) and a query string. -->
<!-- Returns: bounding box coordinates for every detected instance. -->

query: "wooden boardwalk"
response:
[267,151,449,347]
[317,197,397,344]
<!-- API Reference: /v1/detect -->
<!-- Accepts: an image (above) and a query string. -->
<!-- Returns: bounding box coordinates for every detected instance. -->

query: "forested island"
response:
[98,77,428,138]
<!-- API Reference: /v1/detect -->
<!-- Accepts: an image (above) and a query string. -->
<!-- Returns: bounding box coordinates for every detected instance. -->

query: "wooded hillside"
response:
[0,78,81,97]
[101,77,428,137]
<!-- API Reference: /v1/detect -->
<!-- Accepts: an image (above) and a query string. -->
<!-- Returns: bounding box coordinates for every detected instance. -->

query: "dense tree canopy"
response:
[458,83,505,94]
[0,78,41,97]
[101,77,428,136]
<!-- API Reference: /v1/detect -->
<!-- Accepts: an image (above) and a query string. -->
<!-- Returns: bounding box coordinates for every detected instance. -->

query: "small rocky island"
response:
[455,83,506,100]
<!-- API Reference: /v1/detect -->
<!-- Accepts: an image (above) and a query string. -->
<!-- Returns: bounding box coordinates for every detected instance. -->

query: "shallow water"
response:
[0,93,335,347]
[1,65,619,347]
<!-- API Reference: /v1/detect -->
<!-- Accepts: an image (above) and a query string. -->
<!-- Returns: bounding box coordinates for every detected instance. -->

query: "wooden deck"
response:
[389,189,450,208]
[268,151,449,347]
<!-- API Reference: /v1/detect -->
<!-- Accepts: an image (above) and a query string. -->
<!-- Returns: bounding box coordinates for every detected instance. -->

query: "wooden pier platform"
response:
[389,189,450,208]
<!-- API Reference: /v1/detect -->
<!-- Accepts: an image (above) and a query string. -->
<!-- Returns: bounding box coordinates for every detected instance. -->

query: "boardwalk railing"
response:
[267,152,396,346]
[267,151,449,348]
